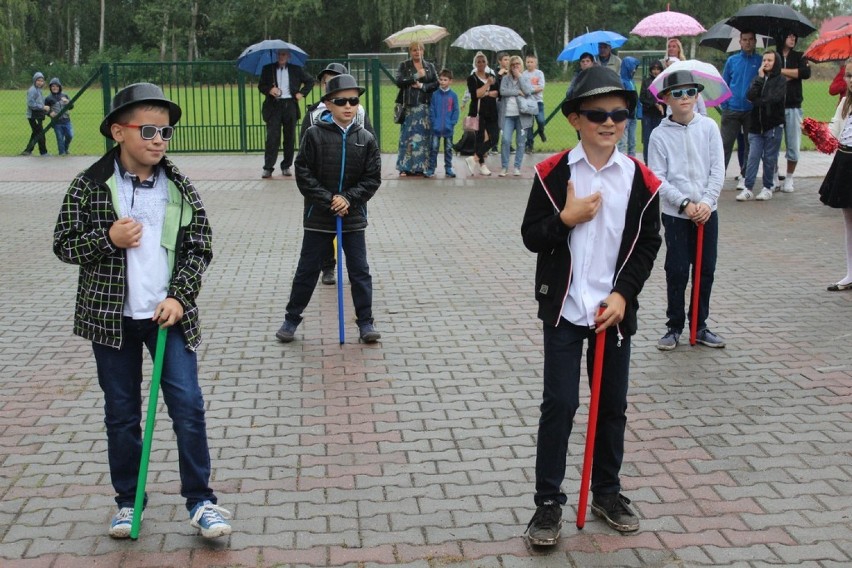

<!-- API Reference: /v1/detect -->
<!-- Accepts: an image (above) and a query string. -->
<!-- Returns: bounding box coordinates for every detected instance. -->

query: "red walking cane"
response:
[576,303,607,529]
[689,223,705,346]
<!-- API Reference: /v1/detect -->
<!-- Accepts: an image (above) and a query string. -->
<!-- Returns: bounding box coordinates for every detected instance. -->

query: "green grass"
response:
[0,80,840,156]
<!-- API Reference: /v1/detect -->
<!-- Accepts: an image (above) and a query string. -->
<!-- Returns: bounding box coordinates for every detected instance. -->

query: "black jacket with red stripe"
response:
[520,149,662,336]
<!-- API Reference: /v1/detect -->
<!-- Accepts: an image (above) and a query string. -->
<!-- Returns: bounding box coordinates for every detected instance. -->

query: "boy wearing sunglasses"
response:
[521,66,661,545]
[52,83,231,539]
[647,70,726,351]
[276,74,382,344]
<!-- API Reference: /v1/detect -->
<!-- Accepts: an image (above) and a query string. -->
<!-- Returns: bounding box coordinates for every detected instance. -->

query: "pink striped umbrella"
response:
[631,9,706,38]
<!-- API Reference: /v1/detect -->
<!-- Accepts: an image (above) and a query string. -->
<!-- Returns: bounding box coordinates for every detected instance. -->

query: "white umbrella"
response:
[384,25,449,49]
[451,25,526,52]
[649,59,732,107]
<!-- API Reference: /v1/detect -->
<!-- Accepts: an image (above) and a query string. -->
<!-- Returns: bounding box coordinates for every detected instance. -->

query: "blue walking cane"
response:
[335,131,348,344]
[336,215,345,344]
[130,200,185,539]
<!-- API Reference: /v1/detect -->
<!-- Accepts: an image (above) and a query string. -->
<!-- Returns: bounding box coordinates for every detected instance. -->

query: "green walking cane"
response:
[130,325,168,540]
[130,196,186,540]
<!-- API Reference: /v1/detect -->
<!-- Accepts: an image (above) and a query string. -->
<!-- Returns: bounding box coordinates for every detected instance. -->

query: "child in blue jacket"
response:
[427,69,460,178]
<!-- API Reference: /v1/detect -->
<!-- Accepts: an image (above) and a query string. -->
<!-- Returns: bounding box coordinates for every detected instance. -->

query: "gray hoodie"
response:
[26,72,46,119]
[647,113,724,218]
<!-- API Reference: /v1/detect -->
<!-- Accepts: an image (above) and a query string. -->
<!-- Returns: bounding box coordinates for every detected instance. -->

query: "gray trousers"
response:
[720,109,752,177]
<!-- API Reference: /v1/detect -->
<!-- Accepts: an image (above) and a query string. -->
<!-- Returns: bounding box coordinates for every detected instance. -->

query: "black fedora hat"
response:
[658,70,704,96]
[100,83,182,139]
[561,66,637,117]
[316,62,348,82]
[322,74,366,101]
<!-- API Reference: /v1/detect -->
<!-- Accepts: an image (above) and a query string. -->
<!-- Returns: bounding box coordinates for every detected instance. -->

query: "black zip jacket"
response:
[521,150,662,336]
[779,49,811,109]
[747,55,786,134]
[295,118,381,232]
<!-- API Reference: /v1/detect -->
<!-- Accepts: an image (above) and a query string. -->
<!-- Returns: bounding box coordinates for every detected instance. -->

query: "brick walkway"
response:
[1,152,850,567]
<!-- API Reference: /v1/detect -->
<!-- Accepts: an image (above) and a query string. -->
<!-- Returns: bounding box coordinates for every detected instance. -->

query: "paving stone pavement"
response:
[0,152,850,567]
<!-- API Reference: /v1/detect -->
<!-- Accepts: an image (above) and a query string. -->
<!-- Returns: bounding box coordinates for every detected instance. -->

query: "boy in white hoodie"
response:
[647,70,726,350]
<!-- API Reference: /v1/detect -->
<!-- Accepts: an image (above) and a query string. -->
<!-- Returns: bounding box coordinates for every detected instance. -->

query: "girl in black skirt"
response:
[821,60,852,291]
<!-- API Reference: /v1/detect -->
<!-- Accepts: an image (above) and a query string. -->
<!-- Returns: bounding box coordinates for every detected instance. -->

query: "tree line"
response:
[2,0,849,86]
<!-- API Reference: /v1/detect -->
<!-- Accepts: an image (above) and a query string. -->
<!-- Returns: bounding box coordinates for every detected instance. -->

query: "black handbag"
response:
[394,103,406,124]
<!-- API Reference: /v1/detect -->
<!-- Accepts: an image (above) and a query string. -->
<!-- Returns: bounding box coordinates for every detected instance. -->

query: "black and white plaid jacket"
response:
[53,147,212,350]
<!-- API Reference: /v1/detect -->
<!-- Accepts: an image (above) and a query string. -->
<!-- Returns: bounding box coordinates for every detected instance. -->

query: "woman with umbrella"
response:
[819,60,852,292]
[464,51,500,176]
[663,38,686,67]
[394,41,438,176]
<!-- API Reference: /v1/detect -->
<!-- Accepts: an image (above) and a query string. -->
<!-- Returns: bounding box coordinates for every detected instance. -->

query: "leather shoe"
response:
[827,282,852,291]
[321,269,336,285]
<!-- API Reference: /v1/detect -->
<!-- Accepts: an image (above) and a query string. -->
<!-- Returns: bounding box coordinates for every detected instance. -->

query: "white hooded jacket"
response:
[647,113,724,218]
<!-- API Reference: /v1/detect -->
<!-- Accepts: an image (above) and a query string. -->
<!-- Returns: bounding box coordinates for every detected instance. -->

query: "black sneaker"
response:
[358,323,381,343]
[275,320,299,343]
[321,268,336,285]
[591,493,639,533]
[525,500,562,546]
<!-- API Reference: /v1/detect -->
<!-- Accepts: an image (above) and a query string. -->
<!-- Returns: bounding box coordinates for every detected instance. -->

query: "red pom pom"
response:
[802,117,839,154]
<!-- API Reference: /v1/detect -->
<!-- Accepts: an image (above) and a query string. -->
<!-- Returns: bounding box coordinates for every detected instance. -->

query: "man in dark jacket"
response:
[258,49,314,178]
[275,74,382,344]
[521,66,661,546]
[777,32,811,192]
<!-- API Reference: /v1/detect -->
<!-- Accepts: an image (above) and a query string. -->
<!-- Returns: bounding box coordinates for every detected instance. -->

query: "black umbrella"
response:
[700,19,775,52]
[726,3,816,39]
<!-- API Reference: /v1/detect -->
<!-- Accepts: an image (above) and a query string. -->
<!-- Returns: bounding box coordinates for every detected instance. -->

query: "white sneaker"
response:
[780,177,794,193]
[465,156,479,175]
[736,178,746,191]
[755,187,773,201]
[513,168,521,176]
[736,188,754,201]
[479,164,492,176]
[498,168,508,177]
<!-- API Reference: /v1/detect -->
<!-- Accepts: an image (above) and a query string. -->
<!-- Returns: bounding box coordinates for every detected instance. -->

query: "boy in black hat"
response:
[276,74,382,344]
[53,83,231,539]
[647,70,726,351]
[300,63,376,287]
[521,66,661,544]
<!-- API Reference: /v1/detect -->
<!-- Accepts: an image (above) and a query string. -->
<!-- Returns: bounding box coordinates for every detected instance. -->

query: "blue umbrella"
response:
[557,30,627,62]
[237,39,308,74]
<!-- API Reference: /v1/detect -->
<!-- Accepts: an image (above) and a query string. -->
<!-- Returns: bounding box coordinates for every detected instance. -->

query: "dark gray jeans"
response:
[720,109,752,177]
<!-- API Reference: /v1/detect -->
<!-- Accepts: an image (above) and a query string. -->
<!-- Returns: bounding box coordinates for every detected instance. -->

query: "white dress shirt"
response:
[561,144,635,327]
[276,66,292,99]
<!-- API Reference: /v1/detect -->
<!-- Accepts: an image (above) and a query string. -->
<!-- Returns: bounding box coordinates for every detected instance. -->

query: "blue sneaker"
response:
[108,507,139,538]
[358,323,381,343]
[446,169,456,178]
[424,169,435,178]
[696,328,726,348]
[190,500,232,538]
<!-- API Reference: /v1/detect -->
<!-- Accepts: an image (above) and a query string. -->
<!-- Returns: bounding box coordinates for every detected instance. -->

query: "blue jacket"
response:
[722,50,762,112]
[429,88,459,137]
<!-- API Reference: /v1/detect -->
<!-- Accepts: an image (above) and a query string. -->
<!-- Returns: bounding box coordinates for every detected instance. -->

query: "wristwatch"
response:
[678,198,691,214]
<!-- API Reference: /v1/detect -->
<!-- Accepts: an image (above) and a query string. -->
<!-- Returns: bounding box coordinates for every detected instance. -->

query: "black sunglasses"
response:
[669,87,699,99]
[329,96,360,107]
[117,123,175,141]
[576,109,630,124]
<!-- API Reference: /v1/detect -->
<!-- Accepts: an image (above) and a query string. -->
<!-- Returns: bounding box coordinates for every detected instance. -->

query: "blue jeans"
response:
[284,229,373,327]
[429,135,454,174]
[662,212,719,333]
[525,101,546,150]
[617,118,637,157]
[534,319,631,505]
[92,319,216,511]
[745,126,783,190]
[54,121,73,155]
[501,115,526,170]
